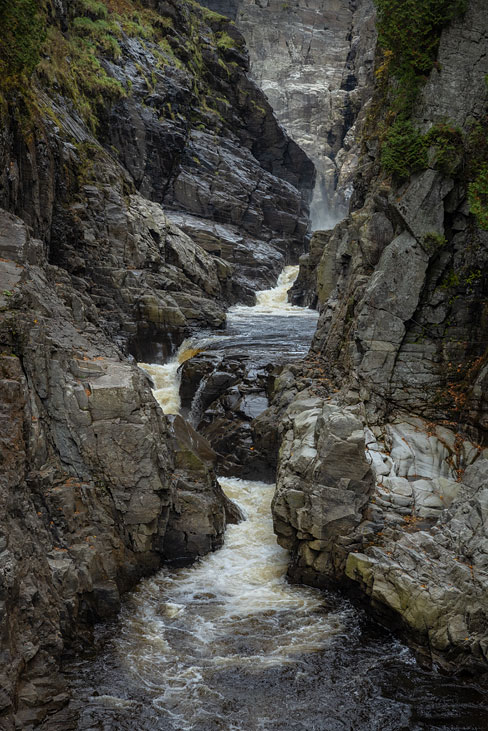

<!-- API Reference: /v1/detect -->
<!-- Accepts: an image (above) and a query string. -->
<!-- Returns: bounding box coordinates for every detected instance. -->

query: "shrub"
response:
[373,0,467,179]
[381,119,428,180]
[0,0,45,84]
[424,122,464,175]
[375,0,466,76]
[468,165,488,229]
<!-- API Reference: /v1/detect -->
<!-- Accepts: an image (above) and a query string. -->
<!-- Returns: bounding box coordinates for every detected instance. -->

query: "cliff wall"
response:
[261,0,488,671]
[0,0,312,724]
[201,0,376,227]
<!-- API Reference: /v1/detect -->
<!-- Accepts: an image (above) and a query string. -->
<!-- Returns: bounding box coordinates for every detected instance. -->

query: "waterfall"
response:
[139,341,203,415]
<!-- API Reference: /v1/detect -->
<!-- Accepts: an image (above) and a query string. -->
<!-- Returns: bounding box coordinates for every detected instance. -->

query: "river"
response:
[66,268,488,730]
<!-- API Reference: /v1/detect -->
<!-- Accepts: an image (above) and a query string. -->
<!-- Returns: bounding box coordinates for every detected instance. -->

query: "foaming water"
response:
[127,480,345,681]
[68,480,488,731]
[139,342,204,415]
[69,479,356,729]
[68,267,488,729]
[139,267,318,414]
[224,265,318,364]
[230,265,316,316]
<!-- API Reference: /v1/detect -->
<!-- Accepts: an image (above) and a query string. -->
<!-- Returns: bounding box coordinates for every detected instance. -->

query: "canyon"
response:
[0,0,487,728]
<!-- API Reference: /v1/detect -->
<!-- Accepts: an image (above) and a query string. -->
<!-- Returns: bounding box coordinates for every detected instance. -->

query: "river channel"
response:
[66,268,488,730]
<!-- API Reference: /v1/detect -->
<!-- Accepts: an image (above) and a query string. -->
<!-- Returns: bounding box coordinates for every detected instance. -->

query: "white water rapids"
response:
[69,266,488,730]
[91,478,350,730]
[139,266,316,416]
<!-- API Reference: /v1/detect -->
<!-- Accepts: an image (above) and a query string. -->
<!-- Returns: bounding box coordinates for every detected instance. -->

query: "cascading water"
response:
[66,268,488,730]
[139,266,318,420]
[70,478,359,730]
[140,343,205,415]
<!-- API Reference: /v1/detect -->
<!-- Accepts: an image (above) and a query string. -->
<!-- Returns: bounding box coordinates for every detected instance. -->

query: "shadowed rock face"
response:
[201,0,376,227]
[0,0,313,723]
[200,0,240,20]
[259,0,488,671]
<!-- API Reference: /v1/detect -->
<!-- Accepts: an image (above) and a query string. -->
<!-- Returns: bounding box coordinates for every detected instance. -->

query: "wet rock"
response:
[1,0,313,359]
[307,0,488,427]
[180,352,276,479]
[272,395,375,583]
[272,369,488,669]
[0,0,316,721]
[269,1,488,669]
[166,211,286,303]
[0,211,232,721]
[202,0,376,224]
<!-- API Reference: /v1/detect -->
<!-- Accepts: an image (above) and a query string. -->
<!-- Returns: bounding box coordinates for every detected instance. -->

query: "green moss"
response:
[114,7,172,40]
[250,99,266,116]
[1,0,240,142]
[374,0,466,117]
[200,6,227,23]
[37,26,125,132]
[440,269,461,289]
[378,115,468,185]
[71,16,121,58]
[156,38,185,70]
[76,0,108,19]
[423,232,446,254]
[381,119,428,180]
[468,165,488,229]
[371,0,467,181]
[75,140,100,186]
[217,57,230,76]
[465,119,488,228]
[0,0,45,87]
[216,31,236,51]
[424,123,464,175]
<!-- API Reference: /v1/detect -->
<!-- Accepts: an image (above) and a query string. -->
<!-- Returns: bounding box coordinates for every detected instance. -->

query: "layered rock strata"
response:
[0,0,313,724]
[262,0,488,670]
[1,0,314,356]
[0,210,236,726]
[201,0,376,227]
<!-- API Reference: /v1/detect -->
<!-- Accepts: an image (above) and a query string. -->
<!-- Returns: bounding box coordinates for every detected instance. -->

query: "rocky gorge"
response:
[201,0,377,226]
[0,0,313,724]
[254,0,488,673]
[1,0,488,728]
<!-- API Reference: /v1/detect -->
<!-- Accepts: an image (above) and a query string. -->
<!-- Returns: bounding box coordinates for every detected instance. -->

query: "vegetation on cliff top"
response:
[372,0,468,180]
[374,0,466,119]
[0,0,242,133]
[0,0,45,87]
[373,0,488,230]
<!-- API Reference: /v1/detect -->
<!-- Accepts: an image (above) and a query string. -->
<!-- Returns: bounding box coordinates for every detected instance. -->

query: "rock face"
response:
[0,210,233,726]
[0,0,313,724]
[263,0,488,671]
[1,0,314,356]
[201,0,376,227]
[180,350,277,479]
[271,381,488,669]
